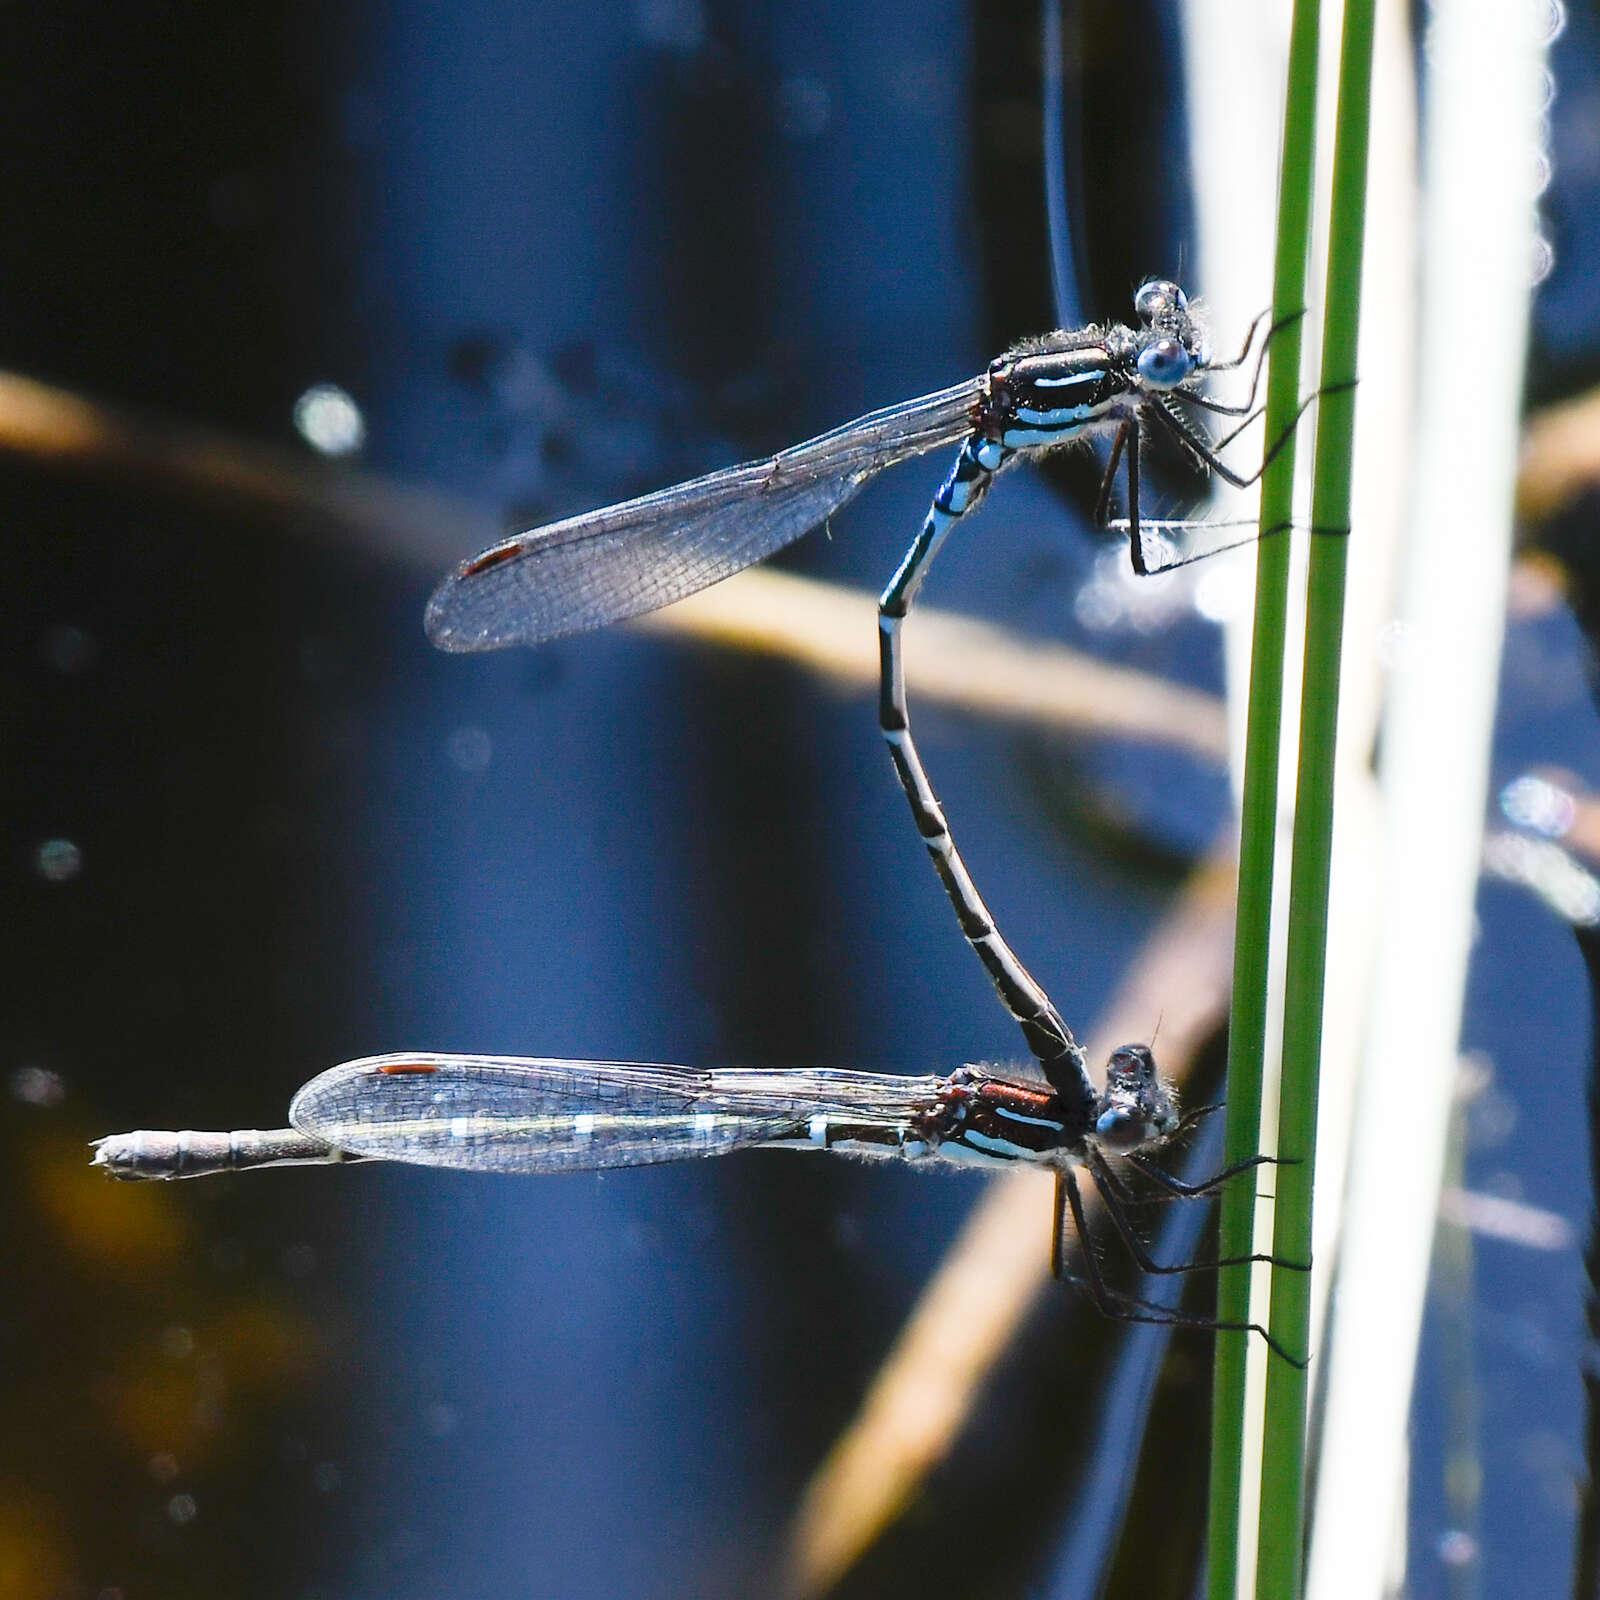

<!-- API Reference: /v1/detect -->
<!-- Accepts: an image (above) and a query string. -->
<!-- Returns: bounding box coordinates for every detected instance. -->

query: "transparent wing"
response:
[289,1054,944,1174]
[424,379,981,652]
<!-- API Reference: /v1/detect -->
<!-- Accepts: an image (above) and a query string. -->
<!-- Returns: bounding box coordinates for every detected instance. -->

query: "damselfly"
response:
[94,1050,1288,1348]
[95,283,1306,1348]
[424,280,1296,654]
[423,280,1307,1102]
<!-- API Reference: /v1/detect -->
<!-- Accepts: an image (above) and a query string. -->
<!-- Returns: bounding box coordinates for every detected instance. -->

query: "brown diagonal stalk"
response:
[0,367,1227,760]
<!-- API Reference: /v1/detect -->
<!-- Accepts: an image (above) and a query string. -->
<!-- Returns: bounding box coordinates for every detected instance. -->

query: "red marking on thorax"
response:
[976,1080,1055,1115]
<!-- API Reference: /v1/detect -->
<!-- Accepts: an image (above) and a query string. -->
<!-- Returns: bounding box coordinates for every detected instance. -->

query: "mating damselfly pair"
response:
[96,282,1310,1349]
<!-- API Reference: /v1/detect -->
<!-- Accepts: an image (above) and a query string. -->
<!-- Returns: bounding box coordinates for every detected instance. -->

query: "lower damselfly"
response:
[94,1050,1289,1349]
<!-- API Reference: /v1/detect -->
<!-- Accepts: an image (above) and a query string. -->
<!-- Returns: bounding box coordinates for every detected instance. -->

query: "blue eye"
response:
[1095,1106,1149,1149]
[1134,279,1187,322]
[1137,337,1193,388]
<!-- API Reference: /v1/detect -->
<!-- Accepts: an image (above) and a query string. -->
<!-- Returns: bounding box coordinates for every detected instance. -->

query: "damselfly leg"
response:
[1177,306,1303,409]
[1085,1151,1302,1272]
[1052,1168,1305,1365]
[1124,1148,1283,1199]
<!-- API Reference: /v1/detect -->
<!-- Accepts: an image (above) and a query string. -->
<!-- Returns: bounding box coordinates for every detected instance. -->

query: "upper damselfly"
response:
[423,280,1294,654]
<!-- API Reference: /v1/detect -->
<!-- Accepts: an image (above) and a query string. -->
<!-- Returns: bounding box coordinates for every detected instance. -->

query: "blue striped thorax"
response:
[976,278,1207,453]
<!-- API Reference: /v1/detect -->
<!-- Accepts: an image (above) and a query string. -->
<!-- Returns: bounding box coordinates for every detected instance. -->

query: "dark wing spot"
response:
[459,542,525,578]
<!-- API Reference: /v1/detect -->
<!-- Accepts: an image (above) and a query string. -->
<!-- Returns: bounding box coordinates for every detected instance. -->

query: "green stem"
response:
[1255,0,1377,1595]
[1205,1,1323,1594]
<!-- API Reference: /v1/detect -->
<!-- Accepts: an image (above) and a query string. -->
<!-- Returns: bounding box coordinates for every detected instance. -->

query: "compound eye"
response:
[1133,279,1186,322]
[1094,1105,1150,1150]
[1137,336,1194,388]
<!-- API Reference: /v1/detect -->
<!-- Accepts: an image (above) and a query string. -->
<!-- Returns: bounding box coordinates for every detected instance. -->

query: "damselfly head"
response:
[1133,278,1188,325]
[1131,279,1206,386]
[1091,1043,1180,1152]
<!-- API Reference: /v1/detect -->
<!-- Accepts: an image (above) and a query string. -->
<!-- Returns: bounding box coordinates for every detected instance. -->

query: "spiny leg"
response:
[1204,305,1273,374]
[1053,1168,1305,1364]
[1178,391,1270,425]
[1087,1150,1306,1273]
[1051,1262,1307,1367]
[1151,378,1349,491]
[1190,384,1324,460]
[1125,1148,1283,1198]
[1167,1100,1223,1138]
[1187,307,1306,410]
[1131,1101,1283,1201]
[1106,1156,1279,1207]
[1092,419,1131,534]
[1173,393,1309,464]
[1116,412,1150,576]
[879,437,1095,1105]
[1103,384,1343,575]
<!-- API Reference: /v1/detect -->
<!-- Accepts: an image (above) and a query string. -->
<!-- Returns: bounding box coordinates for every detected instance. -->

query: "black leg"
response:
[1053,1166,1306,1365]
[1088,1151,1307,1273]
[1125,1148,1279,1197]
[1168,1101,1224,1139]
[1152,376,1356,490]
[1192,306,1307,418]
[1135,519,1319,575]
[1145,390,1288,489]
[1093,418,1130,530]
[1091,416,1149,576]
[1122,416,1146,575]
[1203,304,1273,373]
[1178,391,1269,423]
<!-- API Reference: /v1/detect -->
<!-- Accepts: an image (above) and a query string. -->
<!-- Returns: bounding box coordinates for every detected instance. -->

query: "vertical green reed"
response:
[1254,0,1376,1594]
[1204,1,1322,1594]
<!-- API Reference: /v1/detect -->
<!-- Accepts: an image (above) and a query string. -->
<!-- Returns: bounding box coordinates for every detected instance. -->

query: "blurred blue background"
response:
[6,2,1600,1597]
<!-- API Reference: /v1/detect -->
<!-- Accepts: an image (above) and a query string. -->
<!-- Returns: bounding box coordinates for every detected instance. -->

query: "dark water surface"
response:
[7,3,1600,1598]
